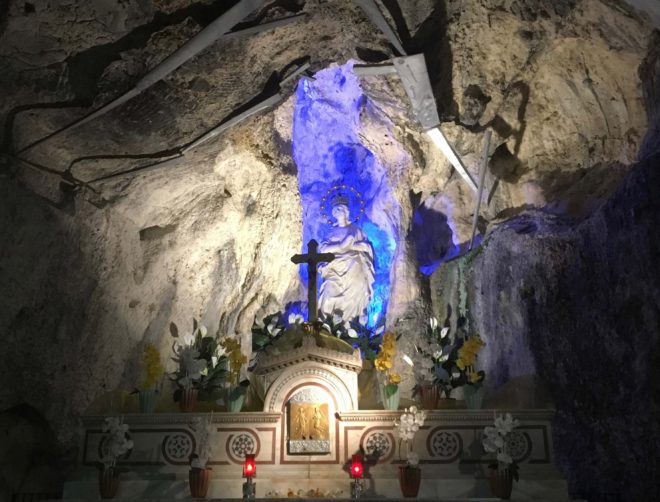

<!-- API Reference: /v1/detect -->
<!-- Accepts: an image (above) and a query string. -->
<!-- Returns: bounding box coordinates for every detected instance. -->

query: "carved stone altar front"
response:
[68,409,570,499]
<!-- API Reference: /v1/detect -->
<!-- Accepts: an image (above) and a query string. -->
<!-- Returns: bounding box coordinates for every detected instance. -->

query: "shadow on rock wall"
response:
[447,152,660,501]
[0,404,71,502]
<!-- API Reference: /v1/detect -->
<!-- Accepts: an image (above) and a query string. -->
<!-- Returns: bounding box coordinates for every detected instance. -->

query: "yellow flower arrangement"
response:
[375,332,401,385]
[141,344,164,389]
[456,335,485,370]
[221,337,247,386]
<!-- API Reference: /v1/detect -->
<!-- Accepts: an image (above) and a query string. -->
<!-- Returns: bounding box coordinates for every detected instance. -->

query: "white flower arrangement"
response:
[320,311,359,339]
[405,317,453,387]
[170,320,229,402]
[482,413,521,480]
[100,417,134,470]
[172,331,208,389]
[189,415,214,470]
[394,406,427,467]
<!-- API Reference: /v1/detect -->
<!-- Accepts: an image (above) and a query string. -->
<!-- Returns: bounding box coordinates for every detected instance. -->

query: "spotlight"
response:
[426,127,477,192]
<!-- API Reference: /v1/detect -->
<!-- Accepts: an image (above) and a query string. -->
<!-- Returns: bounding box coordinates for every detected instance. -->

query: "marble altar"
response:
[66,407,569,499]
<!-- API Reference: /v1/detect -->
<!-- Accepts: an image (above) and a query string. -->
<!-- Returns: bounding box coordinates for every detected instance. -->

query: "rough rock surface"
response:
[430,31,660,497]
[433,149,660,501]
[0,0,658,499]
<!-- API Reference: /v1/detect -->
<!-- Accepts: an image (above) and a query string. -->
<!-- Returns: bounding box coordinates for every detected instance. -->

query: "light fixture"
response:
[242,453,256,499]
[426,127,478,192]
[350,453,364,499]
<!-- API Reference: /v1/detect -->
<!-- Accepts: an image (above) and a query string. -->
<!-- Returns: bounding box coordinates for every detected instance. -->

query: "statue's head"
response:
[331,204,350,226]
[329,193,350,226]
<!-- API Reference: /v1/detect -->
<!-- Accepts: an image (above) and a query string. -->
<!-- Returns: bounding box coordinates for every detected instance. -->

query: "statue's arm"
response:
[320,233,357,254]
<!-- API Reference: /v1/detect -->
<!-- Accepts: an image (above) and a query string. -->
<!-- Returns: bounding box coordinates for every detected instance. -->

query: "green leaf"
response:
[384,383,398,399]
[170,322,179,338]
[229,385,248,401]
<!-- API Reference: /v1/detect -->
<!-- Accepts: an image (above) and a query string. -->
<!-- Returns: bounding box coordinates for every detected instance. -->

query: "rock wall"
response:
[430,30,660,500]
[0,1,658,498]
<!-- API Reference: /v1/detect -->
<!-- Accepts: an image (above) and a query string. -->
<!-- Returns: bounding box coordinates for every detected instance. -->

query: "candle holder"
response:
[242,454,256,499]
[350,453,364,499]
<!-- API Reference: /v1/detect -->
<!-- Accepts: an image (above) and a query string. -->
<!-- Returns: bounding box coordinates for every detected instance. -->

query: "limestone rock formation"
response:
[429,29,660,500]
[0,1,658,500]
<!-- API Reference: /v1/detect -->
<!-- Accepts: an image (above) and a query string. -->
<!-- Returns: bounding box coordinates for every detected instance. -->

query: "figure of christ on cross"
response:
[291,239,335,322]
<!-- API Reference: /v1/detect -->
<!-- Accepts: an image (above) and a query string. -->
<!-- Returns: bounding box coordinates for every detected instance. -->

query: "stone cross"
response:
[291,239,335,322]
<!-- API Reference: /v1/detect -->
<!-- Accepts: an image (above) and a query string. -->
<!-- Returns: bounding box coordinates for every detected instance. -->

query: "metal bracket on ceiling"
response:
[353,0,406,56]
[16,0,294,155]
[356,55,478,192]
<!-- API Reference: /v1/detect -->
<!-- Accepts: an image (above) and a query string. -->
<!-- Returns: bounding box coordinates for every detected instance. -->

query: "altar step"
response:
[62,478,577,500]
[59,498,585,502]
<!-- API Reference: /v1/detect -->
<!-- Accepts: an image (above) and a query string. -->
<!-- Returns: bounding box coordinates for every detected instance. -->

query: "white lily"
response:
[332,313,343,325]
[347,328,358,338]
[407,451,420,466]
[266,319,282,337]
[211,356,218,368]
[429,317,438,330]
[402,354,414,366]
[288,313,304,325]
[375,325,385,335]
[198,325,208,337]
[440,327,449,338]
[497,452,513,465]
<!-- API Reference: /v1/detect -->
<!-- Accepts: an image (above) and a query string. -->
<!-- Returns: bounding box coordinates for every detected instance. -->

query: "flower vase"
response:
[463,384,484,409]
[380,383,400,410]
[463,384,484,410]
[179,388,198,413]
[139,388,158,413]
[489,467,513,499]
[189,468,211,498]
[98,468,120,499]
[418,384,439,410]
[398,466,421,497]
[227,392,245,412]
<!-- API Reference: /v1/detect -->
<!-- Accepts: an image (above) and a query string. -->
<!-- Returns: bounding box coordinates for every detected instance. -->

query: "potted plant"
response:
[374,332,402,410]
[394,406,427,497]
[456,335,486,409]
[482,413,520,499]
[133,343,164,413]
[188,415,214,498]
[220,335,249,411]
[170,320,228,412]
[406,317,458,409]
[97,417,134,499]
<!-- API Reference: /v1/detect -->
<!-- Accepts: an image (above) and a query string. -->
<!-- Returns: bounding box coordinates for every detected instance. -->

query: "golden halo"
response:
[320,184,366,224]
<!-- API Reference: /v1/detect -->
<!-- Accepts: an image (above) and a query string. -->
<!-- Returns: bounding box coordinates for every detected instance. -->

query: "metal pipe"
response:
[468,129,492,250]
[18,0,267,154]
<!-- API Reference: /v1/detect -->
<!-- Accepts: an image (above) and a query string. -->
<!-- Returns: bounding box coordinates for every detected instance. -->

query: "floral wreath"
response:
[320,184,366,224]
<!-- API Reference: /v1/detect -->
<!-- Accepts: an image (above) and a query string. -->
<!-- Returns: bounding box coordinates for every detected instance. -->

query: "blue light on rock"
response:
[292,62,399,328]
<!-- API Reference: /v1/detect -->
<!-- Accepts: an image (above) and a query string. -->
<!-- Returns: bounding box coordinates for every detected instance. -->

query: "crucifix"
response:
[291,239,335,322]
